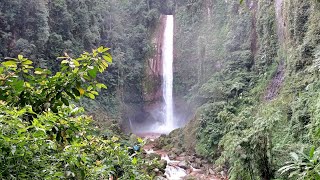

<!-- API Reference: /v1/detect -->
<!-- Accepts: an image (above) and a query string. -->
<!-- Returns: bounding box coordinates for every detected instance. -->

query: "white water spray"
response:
[162,15,174,131]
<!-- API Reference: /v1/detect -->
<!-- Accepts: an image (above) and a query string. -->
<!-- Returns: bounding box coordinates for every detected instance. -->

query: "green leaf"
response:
[24,82,31,88]
[97,46,110,53]
[51,106,58,113]
[72,68,79,73]
[61,60,69,64]
[2,61,17,67]
[65,91,76,99]
[90,91,98,95]
[18,55,23,60]
[22,60,33,65]
[34,71,42,75]
[72,60,80,67]
[13,79,24,92]
[103,54,112,63]
[97,46,104,53]
[87,86,93,91]
[61,97,69,106]
[132,157,137,165]
[0,67,3,74]
[88,67,98,78]
[86,93,95,99]
[56,92,62,100]
[96,83,107,89]
[137,138,143,144]
[33,130,46,138]
[310,146,315,158]
[0,93,7,100]
[34,68,44,75]
[101,60,109,68]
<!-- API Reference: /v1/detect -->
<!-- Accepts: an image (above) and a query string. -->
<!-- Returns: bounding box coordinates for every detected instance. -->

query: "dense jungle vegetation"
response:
[0,0,172,129]
[1,0,320,179]
[168,0,320,179]
[0,47,158,179]
[0,0,167,179]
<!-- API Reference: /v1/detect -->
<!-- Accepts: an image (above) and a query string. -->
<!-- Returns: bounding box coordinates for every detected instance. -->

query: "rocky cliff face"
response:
[125,15,170,129]
[162,0,320,179]
[143,15,166,106]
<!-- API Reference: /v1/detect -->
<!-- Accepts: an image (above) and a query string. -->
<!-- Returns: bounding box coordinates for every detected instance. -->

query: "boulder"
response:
[191,163,200,169]
[154,176,168,180]
[177,160,188,169]
[159,159,167,171]
[209,168,215,175]
[146,153,161,160]
[180,152,187,157]
[183,175,196,180]
[168,152,177,159]
[195,158,202,165]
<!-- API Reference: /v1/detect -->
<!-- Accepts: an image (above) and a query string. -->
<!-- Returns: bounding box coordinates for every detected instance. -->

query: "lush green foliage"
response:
[172,0,320,179]
[279,147,320,179]
[0,105,150,179]
[0,0,166,128]
[0,48,153,179]
[0,47,110,113]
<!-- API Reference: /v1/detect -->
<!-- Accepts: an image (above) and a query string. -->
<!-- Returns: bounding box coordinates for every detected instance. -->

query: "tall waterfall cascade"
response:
[162,15,174,131]
[128,15,176,135]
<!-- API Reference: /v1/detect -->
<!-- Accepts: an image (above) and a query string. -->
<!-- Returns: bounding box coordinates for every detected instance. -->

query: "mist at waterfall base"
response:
[129,15,187,135]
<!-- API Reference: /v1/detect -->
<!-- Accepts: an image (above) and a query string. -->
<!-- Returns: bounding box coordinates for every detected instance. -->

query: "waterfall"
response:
[128,15,176,135]
[162,15,174,131]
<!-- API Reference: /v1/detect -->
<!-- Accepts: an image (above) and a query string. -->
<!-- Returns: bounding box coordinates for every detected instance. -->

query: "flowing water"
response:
[162,155,187,180]
[161,15,174,131]
[130,15,175,134]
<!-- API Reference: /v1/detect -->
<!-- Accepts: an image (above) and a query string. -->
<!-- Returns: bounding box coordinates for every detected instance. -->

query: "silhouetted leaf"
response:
[72,88,80,96]
[65,91,76,99]
[61,97,69,106]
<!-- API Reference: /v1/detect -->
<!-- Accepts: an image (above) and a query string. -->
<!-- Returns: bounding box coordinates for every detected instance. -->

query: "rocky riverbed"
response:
[139,133,227,180]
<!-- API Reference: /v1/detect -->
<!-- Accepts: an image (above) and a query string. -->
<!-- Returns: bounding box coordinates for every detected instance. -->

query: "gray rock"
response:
[187,156,196,162]
[191,163,200,169]
[209,168,215,175]
[201,159,209,164]
[177,160,188,169]
[154,176,168,180]
[183,175,196,180]
[168,153,177,159]
[180,152,187,157]
[159,159,167,170]
[195,158,202,165]
[146,153,161,160]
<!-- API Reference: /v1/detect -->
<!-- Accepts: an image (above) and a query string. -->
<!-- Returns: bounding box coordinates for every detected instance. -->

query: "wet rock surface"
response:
[141,134,227,180]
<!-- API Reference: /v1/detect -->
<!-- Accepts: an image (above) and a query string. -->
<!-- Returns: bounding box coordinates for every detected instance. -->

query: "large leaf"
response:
[61,97,69,106]
[65,91,76,99]
[310,146,315,159]
[88,67,98,78]
[96,83,107,89]
[2,61,17,67]
[22,60,33,65]
[103,55,112,63]
[72,60,80,67]
[86,93,95,99]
